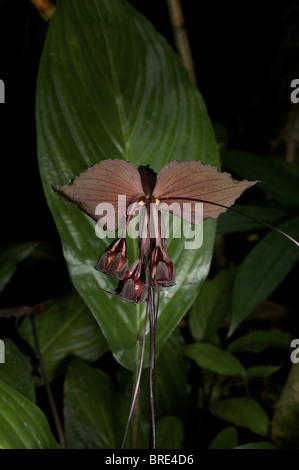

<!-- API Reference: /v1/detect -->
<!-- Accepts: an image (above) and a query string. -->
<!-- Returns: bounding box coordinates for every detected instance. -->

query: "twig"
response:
[166,0,197,86]
[148,286,156,449]
[0,301,50,319]
[30,0,56,22]
[30,315,66,449]
[121,301,150,449]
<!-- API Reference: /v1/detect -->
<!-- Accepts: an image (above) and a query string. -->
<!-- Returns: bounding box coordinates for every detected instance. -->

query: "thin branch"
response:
[0,301,50,319]
[166,0,197,86]
[30,316,66,449]
[121,301,149,449]
[148,286,157,449]
[30,0,56,22]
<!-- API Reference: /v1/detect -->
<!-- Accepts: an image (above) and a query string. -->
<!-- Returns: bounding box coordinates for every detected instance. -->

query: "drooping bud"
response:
[117,259,148,303]
[150,242,175,287]
[95,237,128,280]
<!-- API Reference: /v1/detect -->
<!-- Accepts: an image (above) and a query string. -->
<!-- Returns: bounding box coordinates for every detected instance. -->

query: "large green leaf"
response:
[18,292,108,383]
[0,379,60,449]
[64,358,147,449]
[185,342,246,377]
[229,217,299,335]
[210,397,269,437]
[36,0,219,369]
[221,150,299,207]
[0,338,35,402]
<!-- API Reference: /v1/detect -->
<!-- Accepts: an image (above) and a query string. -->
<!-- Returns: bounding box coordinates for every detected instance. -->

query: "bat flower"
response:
[56,159,257,303]
[56,158,299,450]
[95,237,128,280]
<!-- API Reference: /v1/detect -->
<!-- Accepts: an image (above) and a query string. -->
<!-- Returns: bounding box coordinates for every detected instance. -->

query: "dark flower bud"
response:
[150,243,175,287]
[117,260,148,303]
[95,237,128,280]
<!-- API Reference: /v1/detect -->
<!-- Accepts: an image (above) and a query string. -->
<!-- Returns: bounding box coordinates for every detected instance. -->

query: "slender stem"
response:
[30,315,66,449]
[120,201,140,239]
[121,301,149,449]
[130,210,144,447]
[155,286,161,328]
[131,332,140,449]
[166,0,197,86]
[30,0,56,21]
[148,286,157,449]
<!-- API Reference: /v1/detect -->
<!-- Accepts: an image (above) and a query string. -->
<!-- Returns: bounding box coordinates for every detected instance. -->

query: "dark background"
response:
[0,0,298,305]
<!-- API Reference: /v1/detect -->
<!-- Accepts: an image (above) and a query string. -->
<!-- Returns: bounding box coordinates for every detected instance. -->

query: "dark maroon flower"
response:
[95,237,128,280]
[116,259,148,304]
[57,159,257,302]
[150,242,175,287]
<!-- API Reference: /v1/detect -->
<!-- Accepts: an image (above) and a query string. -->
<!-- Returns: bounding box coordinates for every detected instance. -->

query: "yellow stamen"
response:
[139,200,146,205]
[155,198,160,206]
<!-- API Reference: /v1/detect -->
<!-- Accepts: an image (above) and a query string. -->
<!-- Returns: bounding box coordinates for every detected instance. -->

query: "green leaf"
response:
[217,205,286,235]
[18,292,108,383]
[246,365,282,380]
[230,217,299,335]
[235,442,276,449]
[211,397,269,437]
[64,358,136,449]
[0,379,60,449]
[185,342,246,377]
[189,269,236,341]
[36,0,219,370]
[221,150,299,207]
[156,416,184,449]
[228,330,292,354]
[0,339,35,402]
[209,426,238,449]
[0,242,40,294]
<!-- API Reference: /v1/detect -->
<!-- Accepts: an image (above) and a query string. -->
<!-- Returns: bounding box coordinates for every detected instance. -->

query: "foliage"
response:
[0,0,298,449]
